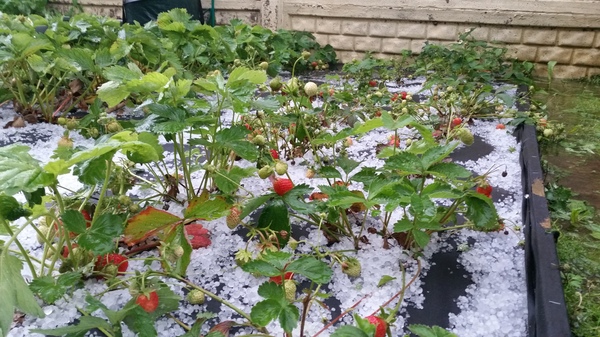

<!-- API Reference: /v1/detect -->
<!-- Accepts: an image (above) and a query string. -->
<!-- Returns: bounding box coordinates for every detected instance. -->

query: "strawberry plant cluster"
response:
[0,11,540,337]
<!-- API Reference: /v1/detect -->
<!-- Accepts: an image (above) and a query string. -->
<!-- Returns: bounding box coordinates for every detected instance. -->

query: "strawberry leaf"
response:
[213,166,255,195]
[123,307,157,337]
[124,206,181,245]
[240,194,274,220]
[377,275,396,287]
[464,193,499,230]
[411,229,431,248]
[29,272,81,304]
[257,199,290,246]
[30,316,112,336]
[61,209,87,234]
[259,251,292,270]
[317,166,342,179]
[282,184,316,214]
[0,144,55,195]
[78,213,124,255]
[257,281,285,299]
[163,224,192,276]
[286,256,332,284]
[0,254,45,337]
[408,324,458,337]
[426,162,472,179]
[421,143,458,170]
[384,152,423,175]
[184,192,230,220]
[331,326,369,337]
[241,260,281,277]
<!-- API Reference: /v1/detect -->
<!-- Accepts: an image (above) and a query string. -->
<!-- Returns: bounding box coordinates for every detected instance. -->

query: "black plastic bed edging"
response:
[517,123,571,337]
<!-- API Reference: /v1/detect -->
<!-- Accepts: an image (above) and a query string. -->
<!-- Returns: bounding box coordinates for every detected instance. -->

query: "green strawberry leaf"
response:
[336,157,360,176]
[30,316,112,336]
[257,199,290,246]
[426,162,472,180]
[97,80,129,108]
[29,272,81,304]
[408,324,458,337]
[0,144,55,195]
[464,193,499,230]
[394,217,414,233]
[411,229,431,248]
[384,152,423,175]
[377,275,396,287]
[163,223,192,276]
[77,213,124,255]
[257,281,285,299]
[214,166,255,195]
[240,194,274,220]
[0,254,45,337]
[286,256,332,284]
[282,184,316,214]
[259,251,292,271]
[318,166,342,179]
[241,259,281,277]
[214,126,258,161]
[123,307,157,337]
[331,325,369,337]
[250,299,281,327]
[421,143,458,170]
[61,210,88,234]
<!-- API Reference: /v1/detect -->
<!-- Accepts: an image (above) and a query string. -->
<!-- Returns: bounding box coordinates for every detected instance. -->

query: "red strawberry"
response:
[368,80,377,87]
[95,253,128,275]
[136,291,159,313]
[244,123,252,131]
[62,243,79,258]
[391,93,399,101]
[270,272,294,285]
[388,135,400,147]
[496,123,506,130]
[401,91,407,100]
[476,183,493,198]
[270,149,279,160]
[273,178,294,196]
[81,209,92,228]
[185,223,211,249]
[452,117,462,127]
[366,315,387,337]
[311,61,318,68]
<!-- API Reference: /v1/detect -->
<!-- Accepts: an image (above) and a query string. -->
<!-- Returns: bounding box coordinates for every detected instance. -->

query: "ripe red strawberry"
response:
[388,135,400,147]
[62,243,79,258]
[270,272,294,285]
[496,123,506,130]
[452,117,462,127]
[311,61,318,68]
[400,91,407,100]
[136,291,159,313]
[365,315,387,337]
[391,93,399,101]
[476,183,493,198]
[273,178,294,196]
[368,80,377,87]
[81,209,92,228]
[270,149,279,160]
[95,253,128,275]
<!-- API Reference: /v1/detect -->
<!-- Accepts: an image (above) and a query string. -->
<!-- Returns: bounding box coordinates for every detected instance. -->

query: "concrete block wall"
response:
[47,0,600,78]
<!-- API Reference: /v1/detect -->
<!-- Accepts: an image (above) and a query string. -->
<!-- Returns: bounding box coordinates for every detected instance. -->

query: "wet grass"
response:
[536,78,600,337]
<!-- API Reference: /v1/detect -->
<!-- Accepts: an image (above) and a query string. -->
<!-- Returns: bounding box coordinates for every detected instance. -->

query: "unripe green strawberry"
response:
[104,264,119,277]
[258,165,273,179]
[226,206,242,229]
[106,121,122,133]
[305,168,316,179]
[57,136,73,148]
[284,280,296,302]
[457,128,474,146]
[57,117,67,125]
[301,51,311,60]
[543,128,554,137]
[259,61,269,70]
[129,203,140,213]
[285,77,299,93]
[253,134,266,146]
[66,118,79,130]
[275,161,288,175]
[304,82,318,97]
[172,245,184,258]
[88,127,100,138]
[342,258,361,278]
[287,237,299,250]
[187,289,206,305]
[118,195,132,206]
[36,225,51,244]
[270,77,283,91]
[128,282,140,297]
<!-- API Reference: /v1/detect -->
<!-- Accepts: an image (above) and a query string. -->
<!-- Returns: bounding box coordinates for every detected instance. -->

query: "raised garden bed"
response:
[0,11,570,337]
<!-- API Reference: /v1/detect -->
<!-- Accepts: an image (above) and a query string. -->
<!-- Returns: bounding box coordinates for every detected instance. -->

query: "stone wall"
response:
[47,0,600,78]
